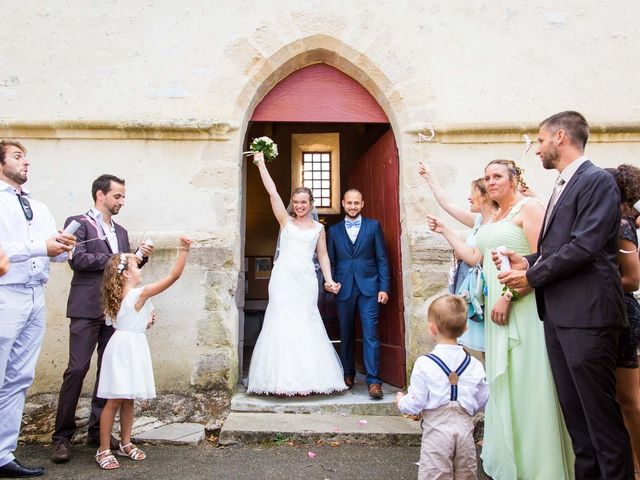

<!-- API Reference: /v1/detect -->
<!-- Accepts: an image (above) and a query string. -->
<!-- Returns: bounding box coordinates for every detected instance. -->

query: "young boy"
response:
[396,294,488,480]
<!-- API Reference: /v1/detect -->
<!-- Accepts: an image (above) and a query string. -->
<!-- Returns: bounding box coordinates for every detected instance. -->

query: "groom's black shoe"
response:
[368,384,383,399]
[344,375,355,389]
[0,459,44,477]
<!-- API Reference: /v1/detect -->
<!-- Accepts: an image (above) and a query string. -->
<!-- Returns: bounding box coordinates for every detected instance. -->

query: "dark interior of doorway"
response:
[242,120,390,378]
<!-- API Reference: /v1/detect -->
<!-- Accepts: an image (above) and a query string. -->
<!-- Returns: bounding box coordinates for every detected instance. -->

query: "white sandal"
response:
[95,449,120,470]
[117,442,146,461]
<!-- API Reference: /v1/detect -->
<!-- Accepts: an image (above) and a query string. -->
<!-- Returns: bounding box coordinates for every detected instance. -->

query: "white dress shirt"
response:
[398,344,489,416]
[557,155,589,195]
[88,208,119,253]
[0,180,67,286]
[344,215,362,244]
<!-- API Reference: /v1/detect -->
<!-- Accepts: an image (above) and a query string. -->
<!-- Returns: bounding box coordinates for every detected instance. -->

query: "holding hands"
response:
[324,281,341,295]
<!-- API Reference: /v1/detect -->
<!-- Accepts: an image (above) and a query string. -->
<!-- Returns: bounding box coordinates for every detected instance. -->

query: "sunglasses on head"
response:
[16,194,33,221]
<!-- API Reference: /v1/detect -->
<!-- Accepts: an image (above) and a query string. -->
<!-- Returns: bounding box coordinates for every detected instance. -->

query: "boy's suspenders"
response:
[425,353,471,401]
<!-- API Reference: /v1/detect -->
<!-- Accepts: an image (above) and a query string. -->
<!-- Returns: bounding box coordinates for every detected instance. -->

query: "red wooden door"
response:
[349,130,406,387]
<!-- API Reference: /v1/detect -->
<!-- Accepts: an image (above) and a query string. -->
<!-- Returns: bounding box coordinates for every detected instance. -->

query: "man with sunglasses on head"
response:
[51,174,153,464]
[0,140,76,478]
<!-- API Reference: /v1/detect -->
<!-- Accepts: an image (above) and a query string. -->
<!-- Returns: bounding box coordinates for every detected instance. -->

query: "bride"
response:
[247,152,347,395]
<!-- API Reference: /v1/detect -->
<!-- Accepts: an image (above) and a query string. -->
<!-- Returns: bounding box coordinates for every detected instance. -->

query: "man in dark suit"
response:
[50,174,152,463]
[498,111,633,479]
[327,189,390,399]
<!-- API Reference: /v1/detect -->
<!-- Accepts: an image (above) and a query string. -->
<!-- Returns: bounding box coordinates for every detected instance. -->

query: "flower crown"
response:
[116,254,127,274]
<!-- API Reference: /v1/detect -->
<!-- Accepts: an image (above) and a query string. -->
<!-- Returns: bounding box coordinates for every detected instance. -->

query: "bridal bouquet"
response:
[249,136,279,163]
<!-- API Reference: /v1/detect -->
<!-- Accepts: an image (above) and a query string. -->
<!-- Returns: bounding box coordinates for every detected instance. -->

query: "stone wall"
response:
[2,1,639,393]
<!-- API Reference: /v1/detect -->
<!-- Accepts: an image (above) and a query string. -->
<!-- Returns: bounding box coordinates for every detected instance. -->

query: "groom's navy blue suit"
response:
[328,218,390,385]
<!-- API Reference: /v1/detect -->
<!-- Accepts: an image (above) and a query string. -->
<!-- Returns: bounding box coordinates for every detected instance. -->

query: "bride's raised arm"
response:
[254,152,289,228]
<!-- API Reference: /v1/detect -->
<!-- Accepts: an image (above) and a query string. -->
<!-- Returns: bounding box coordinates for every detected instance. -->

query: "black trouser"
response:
[544,320,633,479]
[52,317,114,442]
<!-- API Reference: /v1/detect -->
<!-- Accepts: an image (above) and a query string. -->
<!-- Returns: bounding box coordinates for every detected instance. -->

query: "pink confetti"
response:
[307,451,316,459]
[358,419,368,425]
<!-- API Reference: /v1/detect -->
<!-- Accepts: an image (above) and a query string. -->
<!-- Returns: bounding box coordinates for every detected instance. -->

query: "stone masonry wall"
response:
[1,1,639,393]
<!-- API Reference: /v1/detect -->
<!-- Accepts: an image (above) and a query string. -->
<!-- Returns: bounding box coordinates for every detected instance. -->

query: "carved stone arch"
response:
[234,34,407,143]
[237,35,408,387]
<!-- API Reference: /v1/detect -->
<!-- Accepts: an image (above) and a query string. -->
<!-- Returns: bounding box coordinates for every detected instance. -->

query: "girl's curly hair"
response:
[101,253,133,320]
[485,159,530,192]
[606,164,640,218]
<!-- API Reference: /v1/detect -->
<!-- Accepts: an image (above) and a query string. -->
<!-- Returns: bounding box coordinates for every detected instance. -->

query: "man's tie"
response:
[346,220,361,229]
[543,176,566,233]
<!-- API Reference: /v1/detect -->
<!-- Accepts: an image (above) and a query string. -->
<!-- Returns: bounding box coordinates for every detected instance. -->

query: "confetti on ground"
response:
[307,451,316,459]
[358,419,368,425]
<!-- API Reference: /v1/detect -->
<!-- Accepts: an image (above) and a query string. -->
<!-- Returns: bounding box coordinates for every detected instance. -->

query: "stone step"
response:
[219,412,421,446]
[133,422,205,446]
[233,374,402,416]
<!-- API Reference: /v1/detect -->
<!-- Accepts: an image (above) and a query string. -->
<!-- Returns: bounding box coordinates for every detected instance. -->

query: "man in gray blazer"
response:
[498,111,633,479]
[51,174,152,463]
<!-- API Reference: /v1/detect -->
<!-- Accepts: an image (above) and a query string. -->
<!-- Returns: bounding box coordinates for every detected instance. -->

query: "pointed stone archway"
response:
[238,58,406,388]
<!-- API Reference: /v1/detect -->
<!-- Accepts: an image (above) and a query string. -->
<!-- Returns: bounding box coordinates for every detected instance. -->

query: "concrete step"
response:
[234,374,402,416]
[133,422,206,446]
[219,412,421,446]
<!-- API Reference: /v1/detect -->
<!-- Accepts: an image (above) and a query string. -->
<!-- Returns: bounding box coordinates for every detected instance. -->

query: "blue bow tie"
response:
[346,220,361,229]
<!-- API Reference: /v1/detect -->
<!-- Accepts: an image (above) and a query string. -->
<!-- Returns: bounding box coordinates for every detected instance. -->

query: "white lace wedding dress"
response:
[247,219,347,395]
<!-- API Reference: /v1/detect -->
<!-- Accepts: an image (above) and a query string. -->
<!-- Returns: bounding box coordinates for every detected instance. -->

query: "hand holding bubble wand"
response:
[412,125,438,220]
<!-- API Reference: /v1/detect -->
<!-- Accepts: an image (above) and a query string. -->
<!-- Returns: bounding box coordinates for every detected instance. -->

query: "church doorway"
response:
[240,64,406,387]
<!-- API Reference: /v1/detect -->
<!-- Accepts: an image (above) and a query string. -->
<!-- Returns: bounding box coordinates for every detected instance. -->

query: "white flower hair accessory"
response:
[116,254,127,274]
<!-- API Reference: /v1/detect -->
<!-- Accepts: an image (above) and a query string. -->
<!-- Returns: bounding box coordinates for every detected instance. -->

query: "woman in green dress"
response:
[428,159,574,479]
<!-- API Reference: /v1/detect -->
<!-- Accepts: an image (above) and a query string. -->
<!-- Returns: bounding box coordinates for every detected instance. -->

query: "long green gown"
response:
[477,198,574,479]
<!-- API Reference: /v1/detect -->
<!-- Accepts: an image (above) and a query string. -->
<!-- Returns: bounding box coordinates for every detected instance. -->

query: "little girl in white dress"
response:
[94,236,191,471]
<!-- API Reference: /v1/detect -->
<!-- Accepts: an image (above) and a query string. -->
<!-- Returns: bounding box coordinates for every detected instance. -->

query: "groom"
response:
[497,111,633,479]
[327,189,390,399]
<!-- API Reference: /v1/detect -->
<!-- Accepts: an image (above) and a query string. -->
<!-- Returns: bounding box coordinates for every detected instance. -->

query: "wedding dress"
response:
[247,219,347,395]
